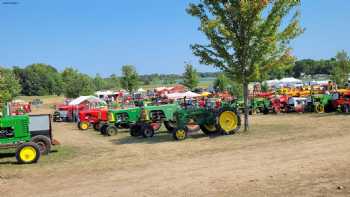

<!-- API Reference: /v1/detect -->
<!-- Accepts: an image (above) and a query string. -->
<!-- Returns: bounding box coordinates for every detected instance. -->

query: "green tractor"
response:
[306,94,333,113]
[100,104,189,137]
[171,105,241,140]
[0,110,58,164]
[250,97,271,115]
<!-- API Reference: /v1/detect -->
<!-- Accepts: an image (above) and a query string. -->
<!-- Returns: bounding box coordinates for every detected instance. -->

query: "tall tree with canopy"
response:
[331,50,350,87]
[121,65,140,93]
[187,0,303,131]
[182,63,199,90]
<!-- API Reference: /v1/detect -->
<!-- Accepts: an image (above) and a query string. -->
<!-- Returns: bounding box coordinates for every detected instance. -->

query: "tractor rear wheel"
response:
[141,124,155,138]
[15,142,41,164]
[130,124,142,137]
[164,121,177,132]
[78,121,90,130]
[200,124,219,135]
[100,124,108,135]
[31,135,51,155]
[105,125,118,136]
[93,122,101,131]
[262,107,269,115]
[172,127,188,141]
[218,110,241,135]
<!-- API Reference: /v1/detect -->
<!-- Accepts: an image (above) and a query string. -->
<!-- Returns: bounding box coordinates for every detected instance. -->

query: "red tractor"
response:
[77,108,108,130]
[270,95,289,113]
[331,91,350,113]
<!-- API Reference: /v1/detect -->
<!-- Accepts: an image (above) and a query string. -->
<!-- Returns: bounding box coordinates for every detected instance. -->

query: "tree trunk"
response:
[243,82,249,131]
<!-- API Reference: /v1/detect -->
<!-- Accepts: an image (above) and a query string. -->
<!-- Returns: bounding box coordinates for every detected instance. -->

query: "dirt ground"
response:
[1,98,350,197]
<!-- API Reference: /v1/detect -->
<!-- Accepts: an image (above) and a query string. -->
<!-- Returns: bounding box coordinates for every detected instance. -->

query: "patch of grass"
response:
[0,145,77,167]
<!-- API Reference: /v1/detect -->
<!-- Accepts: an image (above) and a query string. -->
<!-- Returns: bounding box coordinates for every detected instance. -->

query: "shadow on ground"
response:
[110,130,222,145]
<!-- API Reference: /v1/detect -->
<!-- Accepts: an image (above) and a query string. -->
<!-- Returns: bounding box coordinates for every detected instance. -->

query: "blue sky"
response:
[1,0,350,76]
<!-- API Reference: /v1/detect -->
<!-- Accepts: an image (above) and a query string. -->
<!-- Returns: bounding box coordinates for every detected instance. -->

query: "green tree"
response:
[213,73,230,92]
[121,65,140,92]
[182,64,199,90]
[13,64,62,96]
[62,68,95,98]
[104,74,120,90]
[331,50,350,87]
[187,0,303,131]
[93,74,107,91]
[0,67,21,103]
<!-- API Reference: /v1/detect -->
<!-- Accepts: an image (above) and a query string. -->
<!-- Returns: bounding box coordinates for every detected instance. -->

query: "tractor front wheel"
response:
[15,142,41,164]
[78,121,90,130]
[105,125,118,136]
[315,104,325,113]
[218,110,241,135]
[141,124,155,138]
[130,124,142,137]
[173,128,188,141]
[31,135,51,155]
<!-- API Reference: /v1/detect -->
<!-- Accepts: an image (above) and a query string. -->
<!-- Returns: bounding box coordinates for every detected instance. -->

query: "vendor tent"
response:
[166,91,201,100]
[68,96,106,106]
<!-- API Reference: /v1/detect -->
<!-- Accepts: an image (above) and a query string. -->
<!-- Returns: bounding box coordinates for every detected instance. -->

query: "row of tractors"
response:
[244,88,350,115]
[76,101,241,141]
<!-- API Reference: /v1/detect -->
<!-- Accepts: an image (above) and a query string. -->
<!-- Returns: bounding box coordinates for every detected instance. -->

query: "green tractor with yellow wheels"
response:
[0,114,58,164]
[172,106,241,140]
[306,94,333,113]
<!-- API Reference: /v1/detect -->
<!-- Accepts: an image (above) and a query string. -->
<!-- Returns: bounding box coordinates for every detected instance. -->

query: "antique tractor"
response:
[100,104,186,137]
[250,97,271,114]
[306,94,333,113]
[270,95,289,113]
[331,91,350,113]
[171,106,241,140]
[77,108,108,131]
[0,113,59,164]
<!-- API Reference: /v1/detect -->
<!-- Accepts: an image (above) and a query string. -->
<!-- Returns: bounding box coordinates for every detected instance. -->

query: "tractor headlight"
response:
[108,112,115,122]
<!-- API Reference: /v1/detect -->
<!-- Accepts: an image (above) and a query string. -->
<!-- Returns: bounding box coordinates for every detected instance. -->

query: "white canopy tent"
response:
[68,96,106,106]
[166,91,201,100]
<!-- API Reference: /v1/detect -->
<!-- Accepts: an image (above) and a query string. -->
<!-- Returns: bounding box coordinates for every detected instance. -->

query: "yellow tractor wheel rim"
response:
[175,129,186,140]
[20,146,37,162]
[315,105,325,113]
[80,122,89,130]
[219,111,238,133]
[204,124,217,132]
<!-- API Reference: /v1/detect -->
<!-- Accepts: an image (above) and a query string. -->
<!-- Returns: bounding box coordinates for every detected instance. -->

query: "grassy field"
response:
[1,96,350,197]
